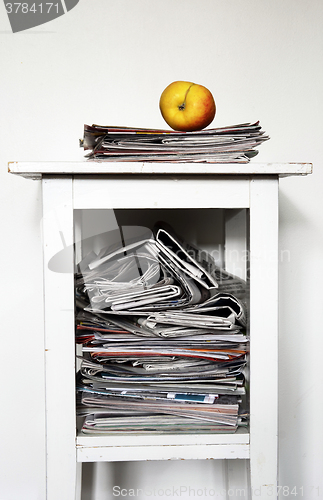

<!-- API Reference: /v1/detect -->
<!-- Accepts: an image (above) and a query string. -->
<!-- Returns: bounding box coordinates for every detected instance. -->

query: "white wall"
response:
[1,1,322,499]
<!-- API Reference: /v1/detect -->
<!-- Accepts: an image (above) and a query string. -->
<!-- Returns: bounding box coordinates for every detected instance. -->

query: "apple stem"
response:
[178,83,195,111]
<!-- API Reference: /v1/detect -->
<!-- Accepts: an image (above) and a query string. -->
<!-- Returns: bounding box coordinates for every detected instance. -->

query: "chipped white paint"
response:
[8,161,312,180]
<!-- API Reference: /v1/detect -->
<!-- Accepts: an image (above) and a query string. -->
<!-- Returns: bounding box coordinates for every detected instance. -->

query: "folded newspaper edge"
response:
[80,121,269,164]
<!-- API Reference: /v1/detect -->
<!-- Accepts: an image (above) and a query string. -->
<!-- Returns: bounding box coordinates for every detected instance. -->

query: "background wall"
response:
[1,1,322,499]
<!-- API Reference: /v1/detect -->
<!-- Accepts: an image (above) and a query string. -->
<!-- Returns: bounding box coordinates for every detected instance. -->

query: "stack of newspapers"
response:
[80,122,269,163]
[76,222,249,434]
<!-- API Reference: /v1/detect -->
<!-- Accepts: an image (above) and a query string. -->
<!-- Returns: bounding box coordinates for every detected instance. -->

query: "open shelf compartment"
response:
[74,206,250,461]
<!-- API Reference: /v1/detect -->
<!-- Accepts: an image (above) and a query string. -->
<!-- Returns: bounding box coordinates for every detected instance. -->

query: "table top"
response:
[8,161,313,180]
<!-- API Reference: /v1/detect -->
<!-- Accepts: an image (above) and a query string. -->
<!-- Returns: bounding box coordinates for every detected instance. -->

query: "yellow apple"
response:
[159,81,216,132]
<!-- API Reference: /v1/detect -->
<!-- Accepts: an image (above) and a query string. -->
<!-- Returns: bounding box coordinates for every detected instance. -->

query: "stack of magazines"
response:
[80,121,269,163]
[76,222,249,434]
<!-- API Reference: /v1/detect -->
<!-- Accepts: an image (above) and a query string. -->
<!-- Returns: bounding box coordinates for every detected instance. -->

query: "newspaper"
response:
[80,122,269,163]
[76,221,249,434]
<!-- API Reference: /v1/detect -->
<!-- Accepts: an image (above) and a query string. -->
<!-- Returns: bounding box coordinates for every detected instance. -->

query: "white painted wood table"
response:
[9,162,312,500]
